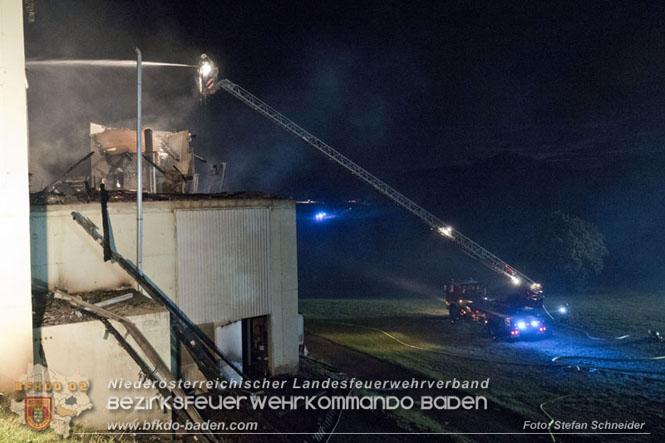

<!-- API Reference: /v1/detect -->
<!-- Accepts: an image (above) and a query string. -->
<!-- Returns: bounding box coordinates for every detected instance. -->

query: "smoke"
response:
[24,0,205,192]
[202,42,399,197]
[25,63,201,191]
[23,1,401,197]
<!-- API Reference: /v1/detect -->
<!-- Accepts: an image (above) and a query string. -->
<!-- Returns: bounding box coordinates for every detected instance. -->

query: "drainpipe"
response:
[136,48,143,276]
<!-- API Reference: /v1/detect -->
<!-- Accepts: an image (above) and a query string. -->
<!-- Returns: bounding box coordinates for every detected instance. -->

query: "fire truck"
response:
[445,280,552,340]
[198,56,557,340]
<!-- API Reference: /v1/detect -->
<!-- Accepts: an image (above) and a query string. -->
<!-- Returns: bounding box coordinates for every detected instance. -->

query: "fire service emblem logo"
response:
[12,365,92,436]
[25,397,52,431]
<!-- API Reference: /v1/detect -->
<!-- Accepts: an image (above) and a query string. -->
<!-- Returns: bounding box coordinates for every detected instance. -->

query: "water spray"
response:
[26,59,196,68]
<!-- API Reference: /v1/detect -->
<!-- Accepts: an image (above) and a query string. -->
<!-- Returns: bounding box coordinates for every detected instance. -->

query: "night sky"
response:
[23,1,665,295]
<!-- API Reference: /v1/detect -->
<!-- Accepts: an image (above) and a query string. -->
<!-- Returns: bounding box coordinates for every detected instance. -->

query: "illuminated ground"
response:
[301,291,665,441]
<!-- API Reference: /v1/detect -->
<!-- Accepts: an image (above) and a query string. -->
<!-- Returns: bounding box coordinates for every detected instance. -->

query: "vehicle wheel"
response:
[487,321,499,341]
[449,304,459,321]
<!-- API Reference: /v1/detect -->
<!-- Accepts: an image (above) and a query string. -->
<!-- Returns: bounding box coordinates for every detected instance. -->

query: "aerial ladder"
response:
[197,55,543,298]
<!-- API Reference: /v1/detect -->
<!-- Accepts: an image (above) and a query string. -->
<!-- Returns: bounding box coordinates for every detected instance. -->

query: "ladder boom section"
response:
[219,79,537,289]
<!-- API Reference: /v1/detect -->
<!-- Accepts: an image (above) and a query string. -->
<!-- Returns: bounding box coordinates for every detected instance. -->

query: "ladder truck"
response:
[444,279,552,340]
[196,55,551,338]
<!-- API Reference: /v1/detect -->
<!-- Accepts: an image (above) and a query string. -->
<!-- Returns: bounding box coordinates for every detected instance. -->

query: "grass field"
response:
[0,393,128,443]
[2,291,661,441]
[302,290,665,336]
[301,290,665,439]
[546,291,665,337]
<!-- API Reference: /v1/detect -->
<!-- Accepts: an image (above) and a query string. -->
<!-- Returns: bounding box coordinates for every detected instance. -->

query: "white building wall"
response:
[268,206,299,374]
[215,322,243,368]
[35,311,171,428]
[0,0,33,391]
[175,208,271,323]
[30,201,176,297]
[30,198,299,375]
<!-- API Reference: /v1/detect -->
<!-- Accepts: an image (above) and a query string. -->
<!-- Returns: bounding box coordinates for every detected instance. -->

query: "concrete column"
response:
[0,0,33,391]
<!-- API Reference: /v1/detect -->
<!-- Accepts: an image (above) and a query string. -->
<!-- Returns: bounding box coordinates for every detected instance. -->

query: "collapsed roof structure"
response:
[89,122,197,193]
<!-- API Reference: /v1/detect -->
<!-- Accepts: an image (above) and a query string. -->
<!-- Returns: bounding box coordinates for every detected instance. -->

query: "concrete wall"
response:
[35,311,171,428]
[30,198,299,375]
[0,0,33,392]
[30,201,176,296]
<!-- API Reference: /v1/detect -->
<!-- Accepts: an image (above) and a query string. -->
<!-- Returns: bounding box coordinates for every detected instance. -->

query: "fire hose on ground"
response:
[318,320,664,442]
[322,321,665,376]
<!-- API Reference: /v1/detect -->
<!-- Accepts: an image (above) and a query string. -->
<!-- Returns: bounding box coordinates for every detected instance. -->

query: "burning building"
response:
[2,3,300,431]
[25,125,299,429]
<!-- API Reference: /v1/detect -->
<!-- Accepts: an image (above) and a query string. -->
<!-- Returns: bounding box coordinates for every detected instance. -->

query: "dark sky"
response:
[23,1,665,293]
[25,1,665,173]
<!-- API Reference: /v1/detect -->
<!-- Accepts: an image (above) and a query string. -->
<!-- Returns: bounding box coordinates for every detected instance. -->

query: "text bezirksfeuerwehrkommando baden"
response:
[107,377,490,412]
[107,393,488,411]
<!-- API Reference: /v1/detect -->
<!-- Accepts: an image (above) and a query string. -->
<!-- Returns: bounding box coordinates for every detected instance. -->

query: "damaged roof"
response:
[30,189,286,206]
[32,288,167,327]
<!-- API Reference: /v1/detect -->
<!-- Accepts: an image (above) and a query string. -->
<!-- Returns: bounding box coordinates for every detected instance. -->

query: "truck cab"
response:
[444,279,485,321]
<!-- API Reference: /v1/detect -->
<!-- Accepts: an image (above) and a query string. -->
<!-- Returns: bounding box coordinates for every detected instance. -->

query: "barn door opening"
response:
[242,316,269,378]
[216,315,269,378]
